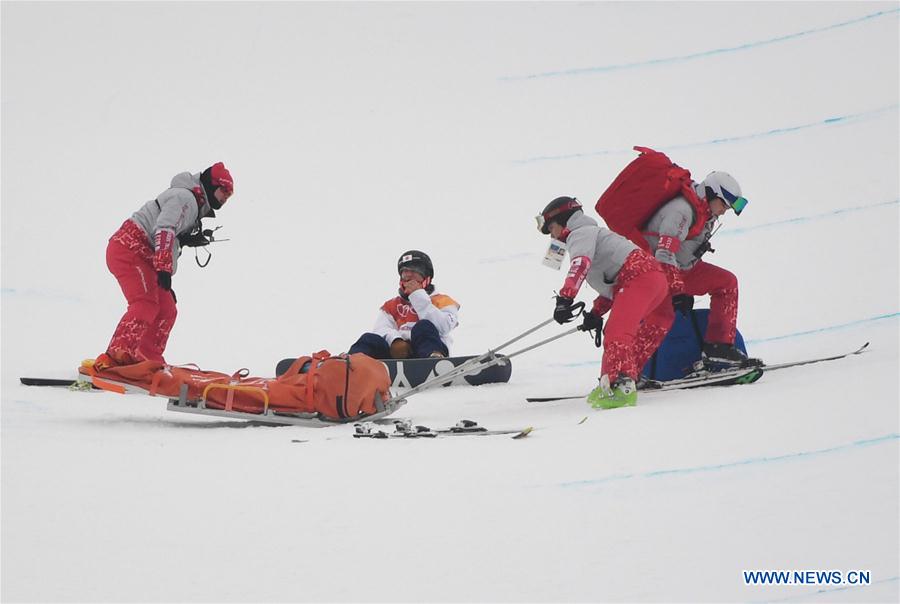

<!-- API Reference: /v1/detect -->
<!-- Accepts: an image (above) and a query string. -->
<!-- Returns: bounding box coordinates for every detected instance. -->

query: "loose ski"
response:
[19,377,97,390]
[761,341,869,372]
[526,366,763,403]
[526,341,869,403]
[353,419,532,439]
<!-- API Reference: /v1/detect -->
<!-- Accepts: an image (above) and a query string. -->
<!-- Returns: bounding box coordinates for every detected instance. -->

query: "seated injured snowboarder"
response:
[537,197,669,409]
[641,171,762,368]
[348,250,460,360]
[94,163,234,371]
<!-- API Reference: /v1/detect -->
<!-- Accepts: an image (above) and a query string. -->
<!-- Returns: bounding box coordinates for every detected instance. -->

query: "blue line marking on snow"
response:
[501,9,900,81]
[514,104,898,163]
[718,200,899,237]
[1,287,84,302]
[744,313,899,344]
[560,433,898,488]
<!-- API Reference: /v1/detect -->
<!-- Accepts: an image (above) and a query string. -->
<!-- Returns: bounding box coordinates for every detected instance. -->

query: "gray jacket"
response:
[130,171,214,274]
[642,184,716,270]
[564,210,638,299]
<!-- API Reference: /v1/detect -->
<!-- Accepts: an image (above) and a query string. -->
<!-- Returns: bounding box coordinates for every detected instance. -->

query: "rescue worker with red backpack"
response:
[597,147,762,372]
[537,197,670,408]
[94,163,234,371]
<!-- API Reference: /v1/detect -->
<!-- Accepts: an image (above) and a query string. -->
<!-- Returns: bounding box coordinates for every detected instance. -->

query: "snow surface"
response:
[2,2,898,602]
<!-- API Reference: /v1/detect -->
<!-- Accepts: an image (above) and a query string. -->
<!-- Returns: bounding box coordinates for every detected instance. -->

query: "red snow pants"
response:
[600,250,669,381]
[104,221,177,364]
[631,260,739,372]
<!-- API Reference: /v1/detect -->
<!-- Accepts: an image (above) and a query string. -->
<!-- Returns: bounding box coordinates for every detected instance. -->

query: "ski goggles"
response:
[720,188,749,215]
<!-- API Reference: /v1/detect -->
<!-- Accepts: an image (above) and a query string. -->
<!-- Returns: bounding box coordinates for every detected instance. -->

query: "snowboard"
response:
[275,354,512,389]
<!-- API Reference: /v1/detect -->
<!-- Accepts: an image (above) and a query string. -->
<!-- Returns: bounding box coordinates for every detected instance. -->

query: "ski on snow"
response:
[526,342,869,403]
[526,366,762,403]
[18,377,97,390]
[760,341,869,371]
[352,419,533,440]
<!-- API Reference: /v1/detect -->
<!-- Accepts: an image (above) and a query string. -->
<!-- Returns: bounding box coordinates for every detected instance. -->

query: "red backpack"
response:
[596,146,709,250]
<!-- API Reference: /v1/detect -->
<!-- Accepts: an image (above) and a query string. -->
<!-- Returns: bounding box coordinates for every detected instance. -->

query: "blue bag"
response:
[641,308,748,381]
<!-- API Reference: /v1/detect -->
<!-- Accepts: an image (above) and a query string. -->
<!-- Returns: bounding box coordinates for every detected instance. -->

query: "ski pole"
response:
[383,322,581,404]
[440,325,581,380]
[396,317,558,395]
[421,317,558,381]
[490,325,581,361]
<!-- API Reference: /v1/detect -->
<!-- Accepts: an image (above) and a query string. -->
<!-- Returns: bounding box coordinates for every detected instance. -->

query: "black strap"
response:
[342,357,350,418]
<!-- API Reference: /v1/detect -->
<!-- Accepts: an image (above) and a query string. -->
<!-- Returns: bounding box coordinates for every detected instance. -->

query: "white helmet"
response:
[701,171,747,215]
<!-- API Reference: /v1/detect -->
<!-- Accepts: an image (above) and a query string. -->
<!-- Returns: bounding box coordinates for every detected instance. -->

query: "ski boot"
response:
[700,343,763,370]
[587,374,637,409]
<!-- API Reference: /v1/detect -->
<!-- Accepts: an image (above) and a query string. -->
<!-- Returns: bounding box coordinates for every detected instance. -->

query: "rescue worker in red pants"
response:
[633,171,762,373]
[537,196,669,408]
[94,163,234,371]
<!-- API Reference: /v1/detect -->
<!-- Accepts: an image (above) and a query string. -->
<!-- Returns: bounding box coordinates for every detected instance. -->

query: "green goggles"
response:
[721,189,749,215]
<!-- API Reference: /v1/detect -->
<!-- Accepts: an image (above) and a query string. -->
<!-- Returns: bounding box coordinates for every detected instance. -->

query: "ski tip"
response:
[512,427,533,439]
[526,395,581,403]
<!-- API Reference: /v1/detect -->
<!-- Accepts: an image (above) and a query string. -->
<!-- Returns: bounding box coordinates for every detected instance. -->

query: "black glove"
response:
[170,288,177,304]
[177,231,210,247]
[157,271,172,291]
[553,296,577,324]
[672,294,694,317]
[580,311,603,333]
[579,312,603,348]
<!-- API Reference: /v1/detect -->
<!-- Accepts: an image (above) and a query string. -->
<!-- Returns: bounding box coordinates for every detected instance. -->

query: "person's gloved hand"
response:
[553,296,577,324]
[579,312,604,348]
[580,311,603,333]
[157,271,172,291]
[672,294,694,317]
[178,231,210,247]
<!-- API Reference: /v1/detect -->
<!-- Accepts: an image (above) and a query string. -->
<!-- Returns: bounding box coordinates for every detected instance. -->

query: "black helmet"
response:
[537,196,582,234]
[397,250,434,279]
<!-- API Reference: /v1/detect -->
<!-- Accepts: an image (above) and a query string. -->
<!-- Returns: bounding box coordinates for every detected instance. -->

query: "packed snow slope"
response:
[2,2,898,602]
